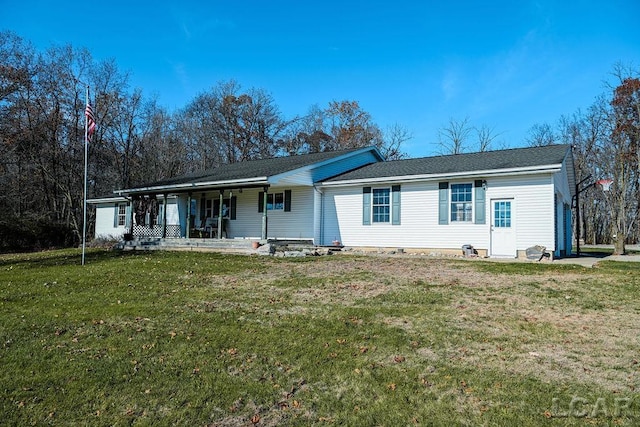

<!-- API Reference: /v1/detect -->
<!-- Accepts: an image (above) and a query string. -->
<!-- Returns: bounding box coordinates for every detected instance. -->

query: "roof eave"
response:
[269,146,384,185]
[115,176,269,196]
[86,196,129,204]
[320,164,564,187]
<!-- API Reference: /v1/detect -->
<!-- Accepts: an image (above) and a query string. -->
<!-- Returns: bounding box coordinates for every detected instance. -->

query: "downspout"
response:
[314,186,324,245]
[261,185,269,240]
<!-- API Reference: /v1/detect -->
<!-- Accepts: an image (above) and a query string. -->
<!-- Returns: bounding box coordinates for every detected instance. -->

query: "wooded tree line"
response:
[1,31,638,252]
[0,32,410,249]
[523,64,640,254]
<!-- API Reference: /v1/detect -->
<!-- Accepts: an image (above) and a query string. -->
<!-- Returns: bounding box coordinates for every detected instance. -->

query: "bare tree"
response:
[281,105,331,155]
[285,100,408,159]
[176,80,287,170]
[604,64,640,254]
[526,122,557,147]
[475,124,501,152]
[437,116,472,154]
[382,123,411,160]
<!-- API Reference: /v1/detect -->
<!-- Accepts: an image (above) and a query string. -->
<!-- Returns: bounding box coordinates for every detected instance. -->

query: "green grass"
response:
[1,249,639,426]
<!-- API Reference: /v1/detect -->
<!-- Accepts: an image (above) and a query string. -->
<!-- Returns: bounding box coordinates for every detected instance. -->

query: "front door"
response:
[490,199,516,258]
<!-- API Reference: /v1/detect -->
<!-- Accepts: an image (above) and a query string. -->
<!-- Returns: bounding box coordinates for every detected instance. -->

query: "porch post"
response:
[218,190,224,239]
[186,192,192,238]
[261,185,269,240]
[129,197,135,236]
[162,193,168,238]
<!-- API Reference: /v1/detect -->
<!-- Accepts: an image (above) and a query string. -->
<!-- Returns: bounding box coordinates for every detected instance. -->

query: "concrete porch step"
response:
[119,238,325,255]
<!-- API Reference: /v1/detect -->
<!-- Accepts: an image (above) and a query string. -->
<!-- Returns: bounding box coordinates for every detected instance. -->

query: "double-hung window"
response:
[372,188,390,223]
[259,190,291,212]
[204,199,213,218]
[450,183,472,222]
[117,204,127,226]
[267,192,284,210]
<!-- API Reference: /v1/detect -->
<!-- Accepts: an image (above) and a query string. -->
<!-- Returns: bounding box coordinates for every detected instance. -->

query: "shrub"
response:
[0,216,79,253]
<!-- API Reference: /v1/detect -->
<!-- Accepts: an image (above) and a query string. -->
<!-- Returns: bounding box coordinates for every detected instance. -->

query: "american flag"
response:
[85,103,96,142]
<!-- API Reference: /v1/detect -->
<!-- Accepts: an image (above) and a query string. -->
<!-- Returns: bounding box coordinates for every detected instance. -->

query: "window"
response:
[117,204,126,226]
[372,188,390,223]
[205,199,213,218]
[267,192,284,210]
[259,190,291,213]
[494,201,511,228]
[451,183,472,222]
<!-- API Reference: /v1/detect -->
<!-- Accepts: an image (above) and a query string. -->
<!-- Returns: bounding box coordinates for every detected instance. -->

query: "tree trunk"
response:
[613,214,626,255]
[613,235,625,255]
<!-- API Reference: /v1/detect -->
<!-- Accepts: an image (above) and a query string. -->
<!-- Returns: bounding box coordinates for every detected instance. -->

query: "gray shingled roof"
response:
[128,147,374,190]
[325,144,571,182]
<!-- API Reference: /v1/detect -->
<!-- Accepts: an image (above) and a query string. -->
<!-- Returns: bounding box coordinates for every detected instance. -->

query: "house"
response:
[90,144,575,258]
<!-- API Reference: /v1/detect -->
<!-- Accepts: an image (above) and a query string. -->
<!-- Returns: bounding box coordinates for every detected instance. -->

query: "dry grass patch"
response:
[2,250,639,426]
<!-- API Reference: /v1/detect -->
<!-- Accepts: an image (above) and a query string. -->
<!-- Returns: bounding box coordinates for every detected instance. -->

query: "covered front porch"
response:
[121,184,317,244]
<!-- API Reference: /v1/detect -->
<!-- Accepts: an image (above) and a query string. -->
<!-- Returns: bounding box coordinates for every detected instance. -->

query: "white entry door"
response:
[491,199,516,258]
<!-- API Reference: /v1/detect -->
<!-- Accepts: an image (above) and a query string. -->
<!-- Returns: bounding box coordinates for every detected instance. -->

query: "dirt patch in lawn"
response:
[201,255,639,392]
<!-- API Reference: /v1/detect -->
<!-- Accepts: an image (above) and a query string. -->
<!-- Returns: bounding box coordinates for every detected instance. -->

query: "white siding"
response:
[553,155,573,205]
[220,186,316,240]
[94,199,180,239]
[323,173,557,253]
[94,203,125,239]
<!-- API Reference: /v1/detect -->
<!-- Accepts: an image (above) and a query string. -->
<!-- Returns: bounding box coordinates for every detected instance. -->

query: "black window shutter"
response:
[199,197,205,219]
[230,196,237,220]
[284,190,292,212]
[258,192,264,213]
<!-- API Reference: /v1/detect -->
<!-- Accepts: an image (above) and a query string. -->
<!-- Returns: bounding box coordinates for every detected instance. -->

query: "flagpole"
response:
[82,85,89,266]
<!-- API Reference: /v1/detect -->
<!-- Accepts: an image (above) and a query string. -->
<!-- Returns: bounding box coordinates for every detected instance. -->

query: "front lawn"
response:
[1,250,638,425]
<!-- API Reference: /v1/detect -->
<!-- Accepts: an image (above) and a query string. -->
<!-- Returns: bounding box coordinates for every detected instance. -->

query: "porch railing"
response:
[132,224,181,238]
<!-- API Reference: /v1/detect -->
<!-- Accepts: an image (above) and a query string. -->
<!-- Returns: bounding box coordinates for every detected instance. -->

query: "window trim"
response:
[258,190,291,213]
[117,203,127,227]
[450,183,473,223]
[372,187,391,223]
[266,192,284,210]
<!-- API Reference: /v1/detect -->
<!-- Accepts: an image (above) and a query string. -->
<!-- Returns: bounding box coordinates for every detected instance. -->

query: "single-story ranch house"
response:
[89,144,576,258]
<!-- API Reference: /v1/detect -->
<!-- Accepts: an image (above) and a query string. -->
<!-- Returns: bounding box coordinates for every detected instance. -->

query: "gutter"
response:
[320,164,563,187]
[114,177,270,196]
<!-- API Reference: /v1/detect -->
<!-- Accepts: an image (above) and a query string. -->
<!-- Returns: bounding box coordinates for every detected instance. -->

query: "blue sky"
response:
[2,0,639,157]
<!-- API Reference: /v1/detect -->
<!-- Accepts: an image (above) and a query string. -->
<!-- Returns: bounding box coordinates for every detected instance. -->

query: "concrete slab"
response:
[553,254,640,268]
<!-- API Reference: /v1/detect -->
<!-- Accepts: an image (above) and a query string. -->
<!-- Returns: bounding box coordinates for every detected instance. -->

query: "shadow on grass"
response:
[575,250,611,258]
